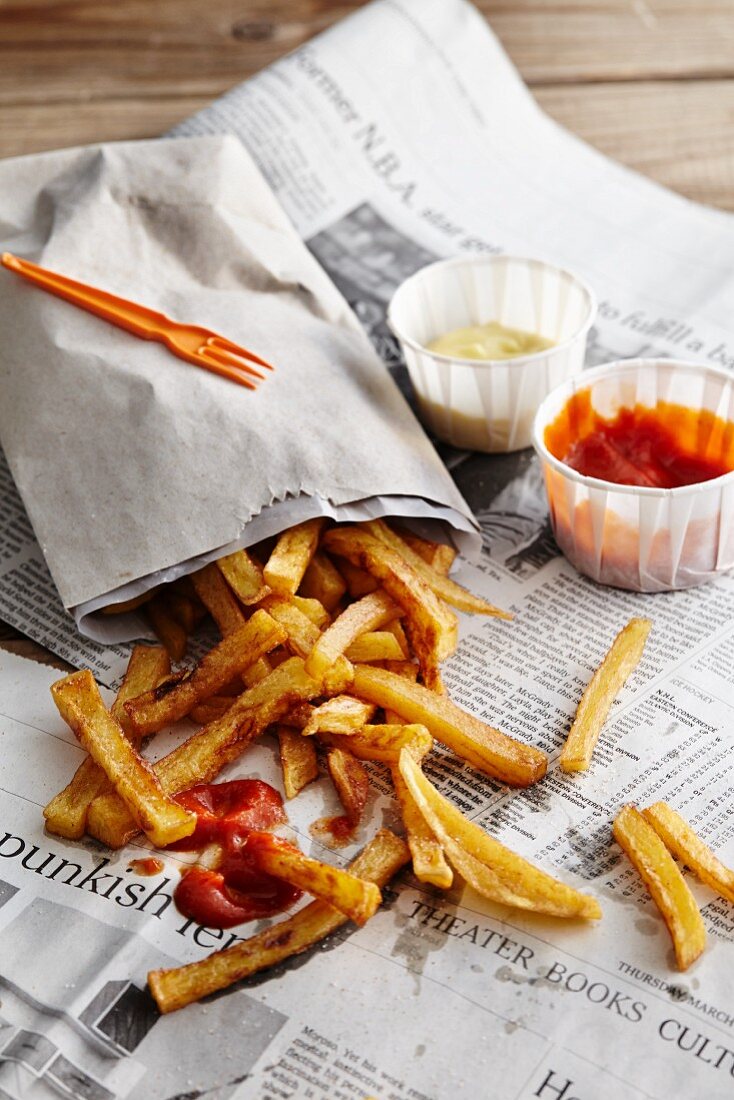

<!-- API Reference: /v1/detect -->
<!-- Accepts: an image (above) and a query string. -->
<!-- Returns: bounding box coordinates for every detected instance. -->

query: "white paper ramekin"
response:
[388,255,596,452]
[533,359,734,592]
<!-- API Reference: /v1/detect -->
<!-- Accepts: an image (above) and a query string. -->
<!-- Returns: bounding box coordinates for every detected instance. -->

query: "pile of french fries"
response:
[43,518,733,1013]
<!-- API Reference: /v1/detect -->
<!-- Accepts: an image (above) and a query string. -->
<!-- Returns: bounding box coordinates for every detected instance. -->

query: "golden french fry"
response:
[189,696,234,725]
[263,518,326,595]
[328,747,370,827]
[277,725,319,799]
[51,670,196,848]
[300,552,347,611]
[560,618,651,773]
[390,755,453,889]
[146,595,188,661]
[345,631,406,663]
[101,589,159,615]
[613,805,705,970]
[337,558,379,598]
[282,701,315,729]
[216,548,271,605]
[44,646,171,839]
[124,611,286,737]
[305,589,399,681]
[250,835,381,925]
[643,801,734,906]
[399,750,600,919]
[302,695,376,737]
[385,618,410,658]
[398,529,456,575]
[191,563,248,636]
[259,594,321,658]
[366,520,510,619]
[353,665,546,786]
[292,595,330,629]
[325,723,433,764]
[148,829,410,1013]
[242,655,274,687]
[87,658,322,849]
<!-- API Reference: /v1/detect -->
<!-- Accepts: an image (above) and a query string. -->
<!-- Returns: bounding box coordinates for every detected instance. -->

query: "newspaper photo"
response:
[2,0,734,1097]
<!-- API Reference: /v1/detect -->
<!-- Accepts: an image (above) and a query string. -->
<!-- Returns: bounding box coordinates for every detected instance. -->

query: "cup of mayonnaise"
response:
[388,254,596,452]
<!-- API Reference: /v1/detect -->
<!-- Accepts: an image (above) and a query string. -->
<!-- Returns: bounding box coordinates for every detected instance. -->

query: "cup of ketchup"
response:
[533,359,734,591]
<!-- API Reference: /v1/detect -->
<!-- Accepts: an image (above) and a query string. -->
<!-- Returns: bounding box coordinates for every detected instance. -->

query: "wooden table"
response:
[1,0,733,665]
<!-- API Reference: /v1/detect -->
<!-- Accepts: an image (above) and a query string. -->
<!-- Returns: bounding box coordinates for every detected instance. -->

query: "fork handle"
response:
[2,252,171,342]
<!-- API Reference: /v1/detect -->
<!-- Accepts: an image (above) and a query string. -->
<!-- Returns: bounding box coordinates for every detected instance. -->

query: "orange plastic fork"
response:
[1,252,273,390]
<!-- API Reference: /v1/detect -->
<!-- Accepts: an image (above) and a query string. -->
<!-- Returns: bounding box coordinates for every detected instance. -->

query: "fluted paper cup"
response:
[388,255,596,452]
[533,359,734,592]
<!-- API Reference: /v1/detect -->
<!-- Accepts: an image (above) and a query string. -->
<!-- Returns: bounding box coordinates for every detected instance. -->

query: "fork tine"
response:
[206,336,274,371]
[193,350,258,390]
[200,345,267,381]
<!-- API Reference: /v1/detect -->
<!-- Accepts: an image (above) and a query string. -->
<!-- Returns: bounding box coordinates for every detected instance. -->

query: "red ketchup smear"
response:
[310,814,354,849]
[545,391,734,488]
[128,857,164,877]
[169,780,302,929]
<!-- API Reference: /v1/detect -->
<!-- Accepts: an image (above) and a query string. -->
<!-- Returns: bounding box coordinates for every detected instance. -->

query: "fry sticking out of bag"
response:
[277,725,319,799]
[300,551,347,611]
[44,645,171,839]
[124,611,286,737]
[146,594,188,661]
[397,529,456,575]
[399,750,600,919]
[305,589,400,682]
[613,804,706,970]
[352,664,546,786]
[148,829,410,1013]
[51,670,196,847]
[560,618,651,773]
[216,548,271,605]
[642,801,734,905]
[263,518,326,595]
[191,563,248,636]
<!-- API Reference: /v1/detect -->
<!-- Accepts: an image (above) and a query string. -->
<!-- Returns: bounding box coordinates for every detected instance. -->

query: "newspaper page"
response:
[3,0,734,1097]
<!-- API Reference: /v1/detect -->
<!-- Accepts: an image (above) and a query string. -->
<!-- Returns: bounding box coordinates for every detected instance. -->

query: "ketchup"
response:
[545,390,734,489]
[169,780,302,929]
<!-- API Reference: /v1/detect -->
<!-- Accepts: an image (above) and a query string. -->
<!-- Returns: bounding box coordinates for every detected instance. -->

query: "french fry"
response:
[325,723,433,764]
[101,589,159,615]
[259,594,321,658]
[305,589,399,681]
[44,646,171,839]
[249,834,381,925]
[560,618,651,773]
[300,551,347,611]
[242,655,274,687]
[124,611,286,737]
[399,750,600,919]
[302,696,375,738]
[148,829,410,1013]
[277,725,319,799]
[353,665,547,786]
[366,520,511,619]
[398,529,456,575]
[87,658,322,849]
[51,670,196,848]
[263,518,326,595]
[345,631,406,663]
[338,558,379,598]
[216,548,271,605]
[292,595,330,629]
[146,595,188,661]
[191,563,248,636]
[189,696,233,725]
[390,744,453,889]
[642,801,734,905]
[282,701,315,730]
[163,590,202,635]
[613,805,706,970]
[385,618,410,658]
[323,527,458,675]
[328,747,370,826]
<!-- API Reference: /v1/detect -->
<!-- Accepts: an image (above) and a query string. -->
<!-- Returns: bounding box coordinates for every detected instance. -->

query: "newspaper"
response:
[2,0,734,1096]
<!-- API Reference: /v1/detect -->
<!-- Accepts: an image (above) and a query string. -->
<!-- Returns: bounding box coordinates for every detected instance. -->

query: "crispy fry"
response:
[337,558,379,598]
[345,631,406,663]
[323,528,458,676]
[398,529,456,575]
[163,590,202,634]
[328,747,370,827]
[277,725,319,799]
[390,746,453,889]
[399,750,600,918]
[87,658,322,848]
[242,655,274,687]
[146,595,188,661]
[263,518,326,595]
[282,701,315,729]
[259,594,321,658]
[325,723,433,763]
[366,520,510,619]
[353,665,546,786]
[613,804,705,970]
[51,670,196,848]
[305,589,399,681]
[302,695,376,737]
[643,801,734,905]
[124,611,286,737]
[216,548,271,605]
[148,829,410,1013]
[385,618,410,658]
[101,589,159,615]
[300,552,347,611]
[249,834,381,925]
[44,646,171,840]
[560,618,651,773]
[189,696,233,725]
[292,595,330,629]
[191,563,248,636]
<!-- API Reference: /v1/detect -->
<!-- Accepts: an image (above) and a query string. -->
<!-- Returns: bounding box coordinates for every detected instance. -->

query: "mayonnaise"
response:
[427,320,554,361]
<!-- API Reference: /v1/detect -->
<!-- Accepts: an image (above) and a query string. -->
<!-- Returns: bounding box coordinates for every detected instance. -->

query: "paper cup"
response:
[533,359,734,592]
[388,255,596,452]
